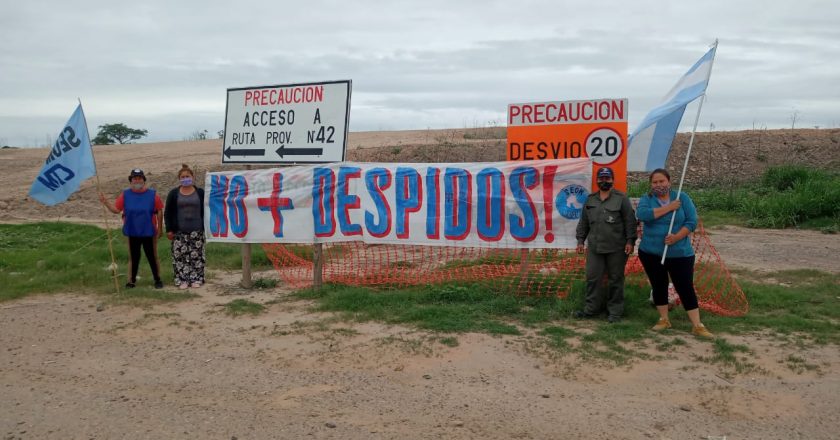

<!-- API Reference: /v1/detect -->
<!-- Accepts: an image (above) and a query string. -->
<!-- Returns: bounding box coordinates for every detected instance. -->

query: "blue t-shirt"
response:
[636,190,697,258]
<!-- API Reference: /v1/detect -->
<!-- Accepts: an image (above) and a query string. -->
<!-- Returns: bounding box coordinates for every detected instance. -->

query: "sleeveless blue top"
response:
[122,189,157,237]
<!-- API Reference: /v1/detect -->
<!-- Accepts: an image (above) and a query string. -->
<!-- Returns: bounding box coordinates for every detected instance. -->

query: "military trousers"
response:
[583,248,628,318]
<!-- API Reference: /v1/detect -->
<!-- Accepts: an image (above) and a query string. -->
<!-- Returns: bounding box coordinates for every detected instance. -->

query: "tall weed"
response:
[692,166,839,229]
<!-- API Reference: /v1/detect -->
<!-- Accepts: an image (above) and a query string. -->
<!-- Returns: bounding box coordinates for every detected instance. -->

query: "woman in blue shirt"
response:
[636,169,713,338]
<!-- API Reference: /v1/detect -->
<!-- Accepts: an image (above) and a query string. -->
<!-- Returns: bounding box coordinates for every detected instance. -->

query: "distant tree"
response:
[217,129,225,139]
[185,129,209,141]
[93,123,148,145]
[790,110,800,129]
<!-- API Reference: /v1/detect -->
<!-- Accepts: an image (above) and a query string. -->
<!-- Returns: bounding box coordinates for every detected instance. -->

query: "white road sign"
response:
[222,80,351,164]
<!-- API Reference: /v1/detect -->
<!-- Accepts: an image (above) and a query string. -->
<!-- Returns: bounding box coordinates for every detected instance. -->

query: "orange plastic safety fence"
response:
[262,243,586,297]
[262,222,748,317]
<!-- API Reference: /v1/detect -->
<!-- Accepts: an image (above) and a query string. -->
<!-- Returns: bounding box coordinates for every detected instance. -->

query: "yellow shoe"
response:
[692,324,714,338]
[651,318,672,331]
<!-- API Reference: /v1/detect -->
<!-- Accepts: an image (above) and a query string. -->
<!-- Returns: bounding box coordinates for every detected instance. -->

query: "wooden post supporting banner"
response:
[313,243,323,290]
[241,242,253,288]
[517,248,530,291]
[241,165,253,288]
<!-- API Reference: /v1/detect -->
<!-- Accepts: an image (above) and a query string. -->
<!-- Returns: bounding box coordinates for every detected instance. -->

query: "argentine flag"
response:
[29,104,97,206]
[627,44,717,172]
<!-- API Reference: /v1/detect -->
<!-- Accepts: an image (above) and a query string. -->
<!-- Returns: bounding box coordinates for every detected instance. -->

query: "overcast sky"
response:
[1,0,838,147]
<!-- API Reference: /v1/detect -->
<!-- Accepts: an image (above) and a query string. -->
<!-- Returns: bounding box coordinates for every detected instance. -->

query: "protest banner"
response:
[206,158,591,249]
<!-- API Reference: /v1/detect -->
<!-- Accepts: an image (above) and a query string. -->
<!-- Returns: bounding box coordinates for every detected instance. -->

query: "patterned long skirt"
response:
[171,231,206,285]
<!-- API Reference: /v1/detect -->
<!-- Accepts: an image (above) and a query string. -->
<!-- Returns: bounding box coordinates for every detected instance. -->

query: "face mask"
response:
[652,185,670,197]
[597,181,613,191]
[180,177,193,187]
[131,183,144,191]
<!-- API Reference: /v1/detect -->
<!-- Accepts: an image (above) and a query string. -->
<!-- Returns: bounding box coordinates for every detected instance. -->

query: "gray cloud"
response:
[2,0,839,146]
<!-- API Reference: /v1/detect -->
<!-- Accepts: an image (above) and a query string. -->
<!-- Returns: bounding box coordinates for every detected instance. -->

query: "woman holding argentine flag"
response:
[636,168,713,338]
[98,168,165,289]
[163,164,206,290]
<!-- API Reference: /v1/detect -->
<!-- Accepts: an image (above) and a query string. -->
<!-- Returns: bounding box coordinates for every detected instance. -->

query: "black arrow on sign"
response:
[275,145,324,158]
[224,146,265,158]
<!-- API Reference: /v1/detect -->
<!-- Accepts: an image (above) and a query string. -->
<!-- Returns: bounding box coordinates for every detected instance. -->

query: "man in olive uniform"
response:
[574,167,637,323]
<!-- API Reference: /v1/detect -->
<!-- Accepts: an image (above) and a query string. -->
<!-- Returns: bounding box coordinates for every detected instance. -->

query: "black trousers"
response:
[128,236,161,283]
[638,250,699,311]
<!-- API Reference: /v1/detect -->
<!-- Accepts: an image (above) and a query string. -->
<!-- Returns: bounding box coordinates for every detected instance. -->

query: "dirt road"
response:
[2,281,838,439]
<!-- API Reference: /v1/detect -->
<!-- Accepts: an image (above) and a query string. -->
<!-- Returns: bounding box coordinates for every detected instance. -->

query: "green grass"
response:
[540,326,577,350]
[252,277,278,289]
[693,339,758,377]
[655,337,687,352]
[0,222,271,302]
[702,270,840,345]
[205,242,274,270]
[632,166,839,231]
[783,354,820,374]
[438,336,460,347]
[439,250,579,270]
[625,179,650,198]
[223,298,266,316]
[293,269,840,367]
[296,283,524,334]
[294,281,667,365]
[0,222,145,300]
[691,166,840,230]
[694,210,747,228]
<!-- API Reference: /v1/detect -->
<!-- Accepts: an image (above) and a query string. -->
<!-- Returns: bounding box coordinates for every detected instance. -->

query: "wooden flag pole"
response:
[79,99,121,294]
[95,175,122,294]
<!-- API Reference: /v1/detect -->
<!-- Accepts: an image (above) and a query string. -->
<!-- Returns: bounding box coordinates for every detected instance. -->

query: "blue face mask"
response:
[180,177,193,187]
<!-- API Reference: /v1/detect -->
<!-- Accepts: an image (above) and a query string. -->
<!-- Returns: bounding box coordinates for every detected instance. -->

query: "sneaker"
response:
[651,318,672,331]
[179,283,189,290]
[692,324,714,338]
[190,282,202,288]
[574,310,595,319]
[607,315,622,324]
[154,280,164,289]
[125,282,136,289]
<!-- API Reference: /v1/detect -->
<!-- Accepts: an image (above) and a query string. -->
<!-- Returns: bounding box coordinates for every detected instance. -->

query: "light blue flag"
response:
[29,104,97,206]
[627,44,717,171]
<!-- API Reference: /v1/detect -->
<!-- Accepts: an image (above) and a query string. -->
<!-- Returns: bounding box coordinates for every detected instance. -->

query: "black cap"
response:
[596,167,614,179]
[128,168,146,181]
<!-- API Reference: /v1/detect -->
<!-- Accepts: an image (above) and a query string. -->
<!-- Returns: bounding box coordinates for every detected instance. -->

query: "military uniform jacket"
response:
[575,189,637,254]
